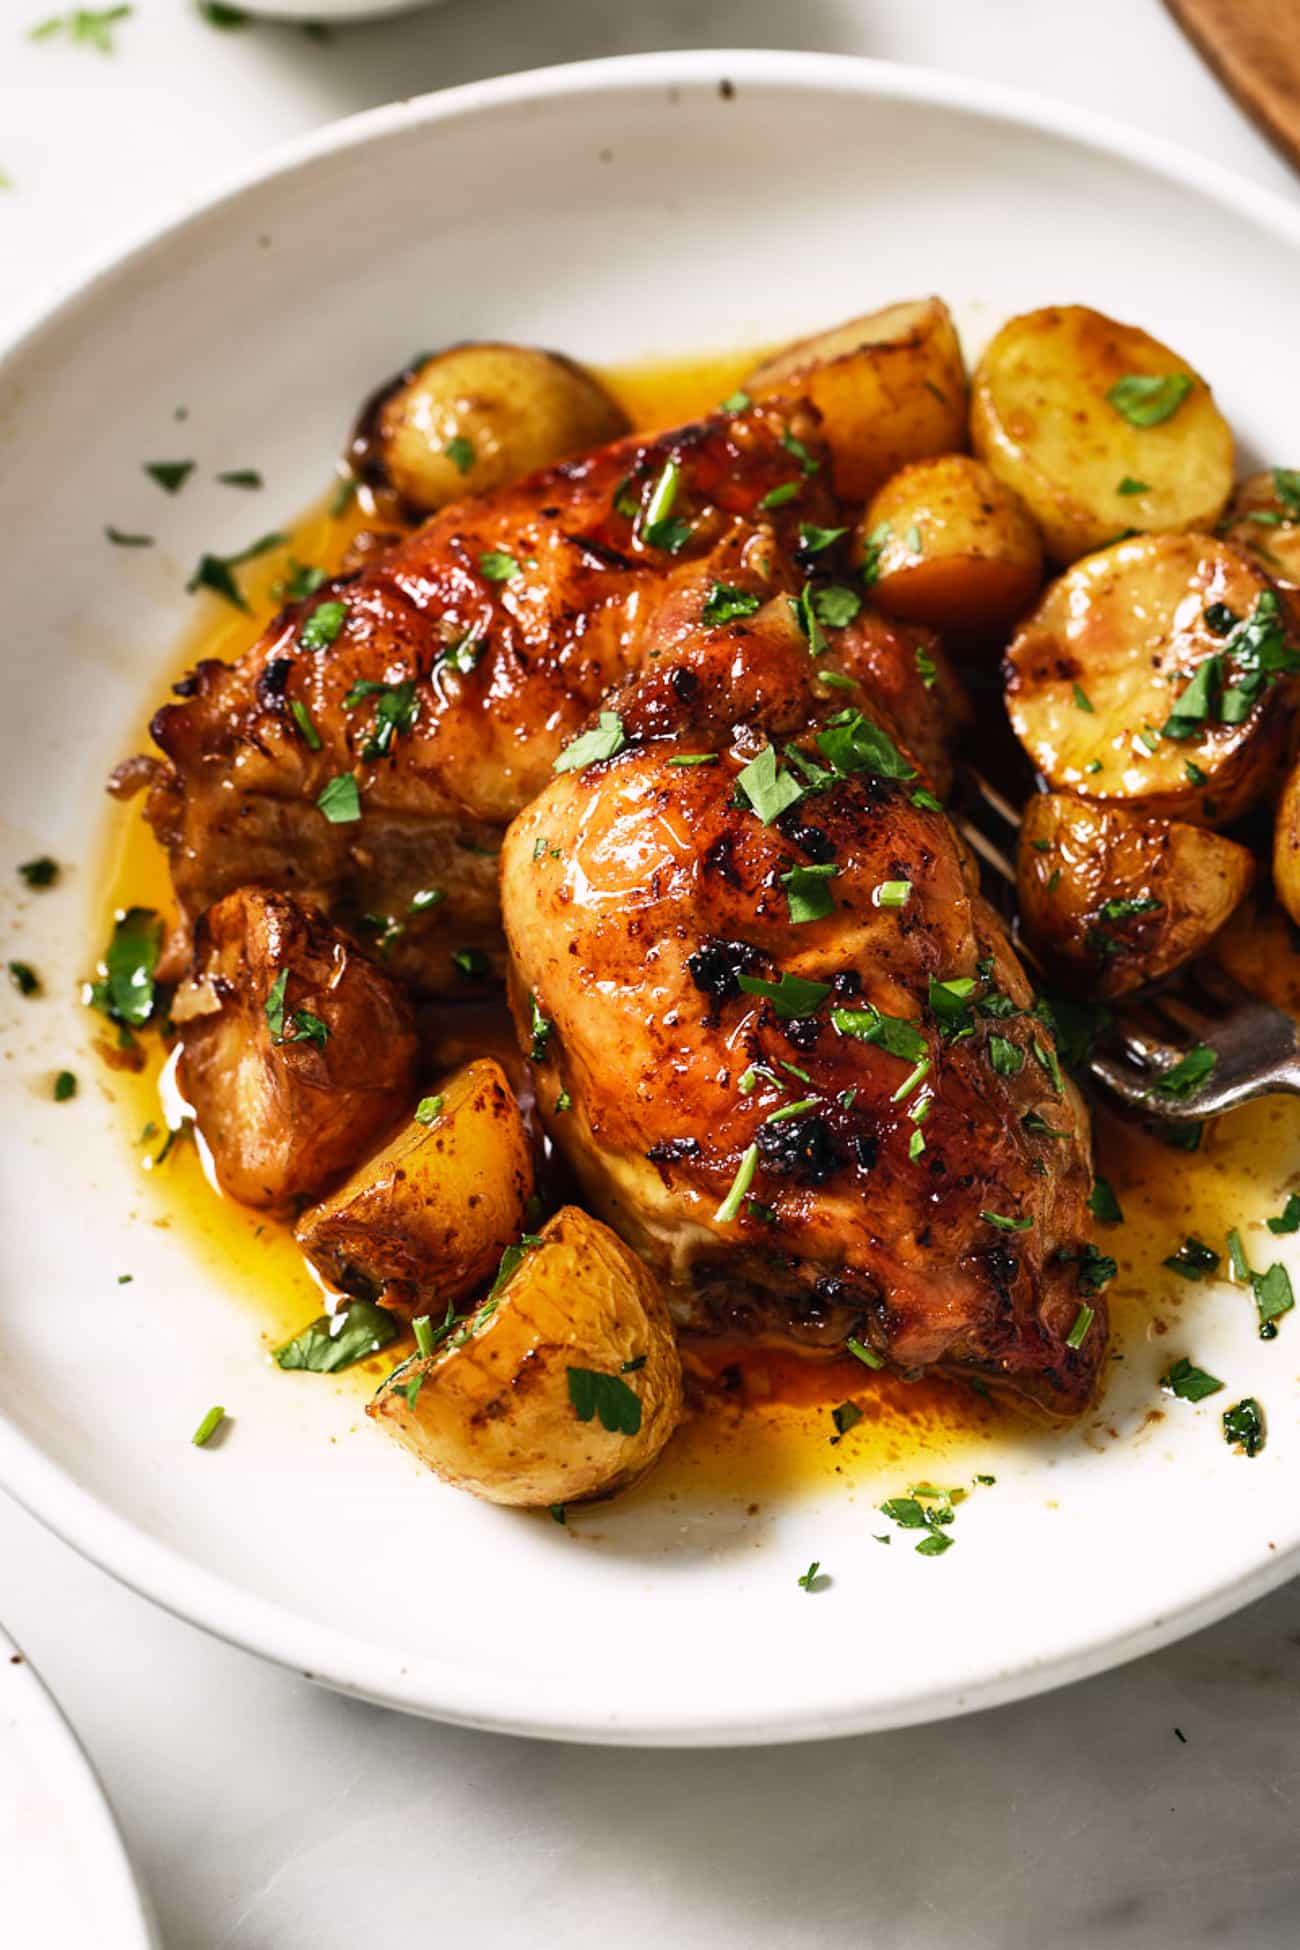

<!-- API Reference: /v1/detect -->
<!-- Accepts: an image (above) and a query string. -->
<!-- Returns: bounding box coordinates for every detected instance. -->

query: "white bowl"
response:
[2,51,1300,1747]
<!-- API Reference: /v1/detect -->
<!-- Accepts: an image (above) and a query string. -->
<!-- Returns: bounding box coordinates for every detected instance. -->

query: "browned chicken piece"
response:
[500,605,1105,1414]
[176,887,419,1210]
[133,403,838,994]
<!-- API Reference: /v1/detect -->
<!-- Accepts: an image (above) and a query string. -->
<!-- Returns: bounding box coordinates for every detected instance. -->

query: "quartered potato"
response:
[1219,469,1300,609]
[369,1206,683,1508]
[1005,532,1297,824]
[1018,794,1254,998]
[295,1059,534,1311]
[352,342,629,514]
[176,888,419,1210]
[745,297,968,504]
[971,305,1234,562]
[856,454,1042,640]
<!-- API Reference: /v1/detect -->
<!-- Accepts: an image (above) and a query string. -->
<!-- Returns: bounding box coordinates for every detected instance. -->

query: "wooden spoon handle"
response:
[1164,0,1300,175]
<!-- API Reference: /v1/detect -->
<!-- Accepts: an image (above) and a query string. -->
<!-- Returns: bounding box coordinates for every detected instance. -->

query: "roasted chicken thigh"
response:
[135,403,836,992]
[501,599,1104,1412]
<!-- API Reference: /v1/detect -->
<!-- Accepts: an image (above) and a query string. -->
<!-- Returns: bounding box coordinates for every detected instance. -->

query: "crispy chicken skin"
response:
[500,606,1104,1413]
[139,403,837,993]
[176,887,419,1210]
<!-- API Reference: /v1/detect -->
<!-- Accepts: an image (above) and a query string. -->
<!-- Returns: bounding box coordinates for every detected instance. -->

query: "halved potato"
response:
[1211,897,1300,1017]
[351,343,629,514]
[1005,533,1296,824]
[745,298,968,504]
[176,887,419,1210]
[295,1058,533,1311]
[855,454,1042,639]
[369,1206,683,1507]
[1018,793,1254,998]
[1272,755,1300,929]
[1220,470,1300,607]
[971,305,1234,562]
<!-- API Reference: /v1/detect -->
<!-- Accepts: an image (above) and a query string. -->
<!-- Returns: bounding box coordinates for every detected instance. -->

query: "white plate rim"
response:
[0,1623,157,1946]
[3,48,1300,1747]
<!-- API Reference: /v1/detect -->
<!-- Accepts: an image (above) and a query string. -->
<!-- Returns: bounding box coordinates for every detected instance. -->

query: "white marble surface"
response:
[3,3,1300,1945]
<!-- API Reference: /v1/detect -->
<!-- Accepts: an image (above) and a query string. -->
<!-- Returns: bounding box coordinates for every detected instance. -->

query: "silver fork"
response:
[957,771,1300,1123]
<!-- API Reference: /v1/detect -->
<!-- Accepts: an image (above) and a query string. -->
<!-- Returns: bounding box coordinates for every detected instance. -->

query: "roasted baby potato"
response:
[176,887,419,1209]
[1219,469,1300,608]
[351,342,629,514]
[1272,754,1300,929]
[295,1059,534,1310]
[970,305,1234,563]
[1005,533,1297,824]
[1018,794,1254,998]
[745,297,968,504]
[856,454,1042,639]
[369,1206,683,1508]
[1211,897,1300,1017]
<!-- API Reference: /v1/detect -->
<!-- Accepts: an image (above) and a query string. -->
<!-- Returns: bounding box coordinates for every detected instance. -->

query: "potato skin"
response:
[1220,470,1300,612]
[1005,532,1295,824]
[1018,794,1254,998]
[176,887,419,1210]
[1211,897,1300,1016]
[294,1059,534,1311]
[369,1206,683,1508]
[1273,755,1300,930]
[746,297,968,503]
[971,305,1234,563]
[352,342,629,515]
[856,454,1042,640]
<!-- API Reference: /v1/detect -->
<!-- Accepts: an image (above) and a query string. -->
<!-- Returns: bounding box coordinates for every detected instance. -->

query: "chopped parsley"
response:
[478,550,521,581]
[1163,1237,1219,1282]
[553,710,625,773]
[874,880,912,909]
[988,1034,1024,1078]
[1161,1356,1223,1403]
[567,1366,643,1436]
[799,521,847,555]
[718,390,751,413]
[8,961,40,997]
[846,1336,884,1370]
[831,1003,926,1062]
[263,968,328,1049]
[53,1069,77,1102]
[915,644,937,690]
[780,430,820,476]
[343,677,418,760]
[1117,476,1152,496]
[735,744,804,823]
[879,1483,961,1555]
[414,1096,444,1126]
[105,525,153,547]
[815,709,914,782]
[859,521,890,586]
[1106,372,1193,426]
[275,1297,400,1375]
[288,699,322,750]
[980,1209,1032,1233]
[445,436,475,475]
[528,992,553,1061]
[781,862,839,924]
[702,582,762,626]
[1089,1177,1124,1224]
[88,906,163,1026]
[1223,1398,1265,1457]
[316,773,361,823]
[1266,1193,1300,1234]
[144,459,194,495]
[1072,682,1094,714]
[1153,1044,1216,1099]
[811,584,863,630]
[758,480,801,511]
[451,947,490,980]
[797,1560,828,1592]
[738,970,832,1020]
[1252,1261,1294,1332]
[642,458,684,550]
[186,531,285,611]
[831,1399,863,1440]
[298,598,348,651]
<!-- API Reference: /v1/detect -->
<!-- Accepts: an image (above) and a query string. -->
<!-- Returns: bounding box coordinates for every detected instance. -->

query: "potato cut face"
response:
[1220,469,1300,603]
[1018,794,1254,999]
[746,297,969,504]
[858,453,1042,638]
[1272,755,1300,930]
[353,342,629,514]
[971,305,1234,562]
[1005,533,1296,823]
[369,1205,683,1508]
[295,1058,533,1310]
